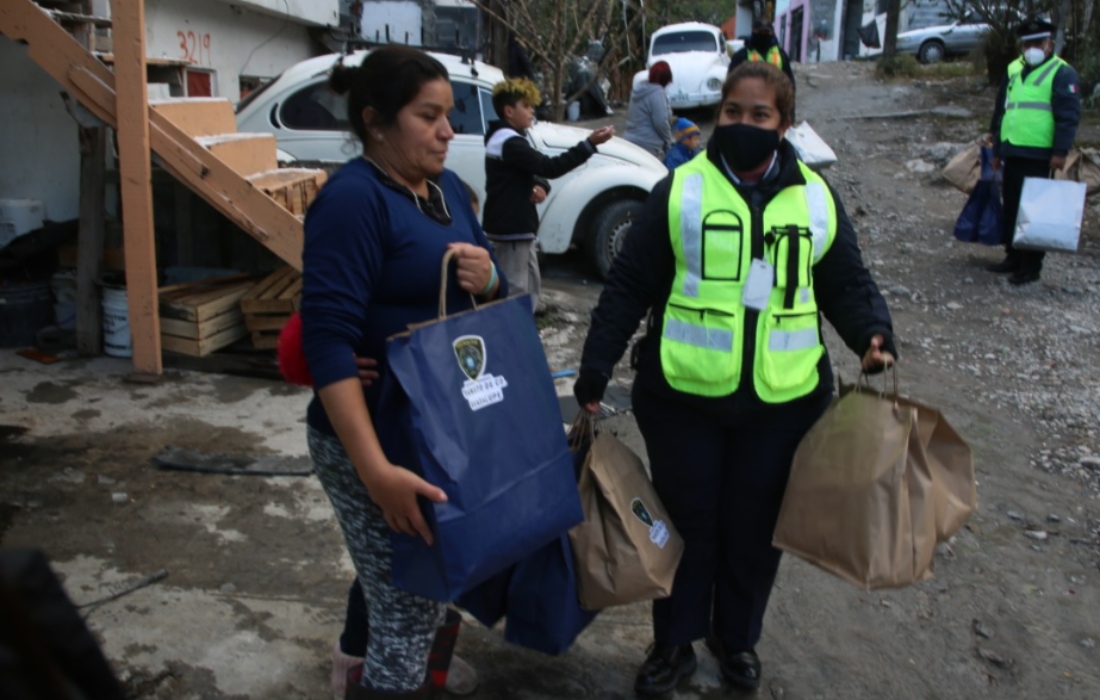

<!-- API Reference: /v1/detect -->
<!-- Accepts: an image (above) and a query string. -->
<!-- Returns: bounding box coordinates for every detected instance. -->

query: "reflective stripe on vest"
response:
[747,46,784,69]
[1001,56,1065,149]
[662,156,838,401]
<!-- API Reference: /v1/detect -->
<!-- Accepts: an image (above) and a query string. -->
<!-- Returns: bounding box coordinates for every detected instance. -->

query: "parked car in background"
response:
[896,10,993,64]
[236,50,666,278]
[633,22,730,109]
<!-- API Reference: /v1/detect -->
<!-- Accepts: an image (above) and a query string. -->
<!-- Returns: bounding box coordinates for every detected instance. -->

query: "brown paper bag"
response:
[772,376,975,590]
[568,428,684,610]
[941,142,981,194]
[1056,148,1100,197]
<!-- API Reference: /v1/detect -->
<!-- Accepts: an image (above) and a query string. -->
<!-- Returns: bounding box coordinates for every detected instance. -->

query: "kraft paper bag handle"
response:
[857,364,899,398]
[568,411,597,451]
[437,248,480,320]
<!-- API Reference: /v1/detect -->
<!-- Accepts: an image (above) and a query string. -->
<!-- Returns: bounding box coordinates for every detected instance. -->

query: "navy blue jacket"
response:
[301,158,506,435]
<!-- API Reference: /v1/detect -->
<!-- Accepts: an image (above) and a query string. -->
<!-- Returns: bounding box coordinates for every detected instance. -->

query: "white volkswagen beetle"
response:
[236,50,666,278]
[633,22,730,110]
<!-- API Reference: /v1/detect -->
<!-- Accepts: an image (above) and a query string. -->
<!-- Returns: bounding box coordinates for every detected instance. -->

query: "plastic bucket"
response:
[0,280,54,348]
[101,285,132,357]
[51,271,77,330]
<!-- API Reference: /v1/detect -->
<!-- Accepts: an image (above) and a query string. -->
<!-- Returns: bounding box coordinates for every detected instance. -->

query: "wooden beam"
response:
[76,126,106,355]
[0,0,304,270]
[74,0,106,356]
[113,0,161,375]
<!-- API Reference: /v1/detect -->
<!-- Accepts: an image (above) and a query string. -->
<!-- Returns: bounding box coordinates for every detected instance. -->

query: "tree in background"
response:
[475,0,760,121]
[934,0,1099,86]
[473,0,648,122]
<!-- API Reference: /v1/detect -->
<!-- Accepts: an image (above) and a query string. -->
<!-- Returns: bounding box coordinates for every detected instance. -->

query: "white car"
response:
[633,22,730,110]
[895,10,994,64]
[235,50,666,278]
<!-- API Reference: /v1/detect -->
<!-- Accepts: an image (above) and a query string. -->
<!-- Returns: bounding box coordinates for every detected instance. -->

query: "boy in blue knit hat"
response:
[663,117,702,170]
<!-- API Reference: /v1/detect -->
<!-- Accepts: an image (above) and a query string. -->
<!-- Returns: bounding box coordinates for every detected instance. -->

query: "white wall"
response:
[144,0,322,101]
[212,0,339,27]
[0,0,335,230]
[0,38,80,223]
[360,1,423,46]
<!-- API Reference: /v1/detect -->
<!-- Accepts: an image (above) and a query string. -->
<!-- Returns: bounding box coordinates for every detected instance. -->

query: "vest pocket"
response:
[660,303,739,391]
[758,311,823,393]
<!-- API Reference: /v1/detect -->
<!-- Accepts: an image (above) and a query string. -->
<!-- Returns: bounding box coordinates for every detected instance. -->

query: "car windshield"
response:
[652,31,717,55]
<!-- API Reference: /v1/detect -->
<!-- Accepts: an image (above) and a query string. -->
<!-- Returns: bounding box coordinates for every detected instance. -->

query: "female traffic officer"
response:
[301,46,506,699]
[574,62,895,696]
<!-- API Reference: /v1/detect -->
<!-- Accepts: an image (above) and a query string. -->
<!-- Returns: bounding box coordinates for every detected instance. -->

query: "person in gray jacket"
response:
[624,61,674,157]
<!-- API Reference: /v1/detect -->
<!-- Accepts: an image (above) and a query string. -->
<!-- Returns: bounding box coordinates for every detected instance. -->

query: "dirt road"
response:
[2,61,1099,699]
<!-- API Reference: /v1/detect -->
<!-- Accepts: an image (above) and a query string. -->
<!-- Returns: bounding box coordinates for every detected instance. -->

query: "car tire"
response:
[588,199,643,280]
[918,40,945,64]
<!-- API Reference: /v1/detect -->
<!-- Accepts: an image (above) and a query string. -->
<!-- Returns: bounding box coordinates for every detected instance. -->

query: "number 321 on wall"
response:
[178,30,212,65]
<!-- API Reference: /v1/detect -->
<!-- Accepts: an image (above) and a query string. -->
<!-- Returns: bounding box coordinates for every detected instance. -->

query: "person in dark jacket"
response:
[728,19,795,92]
[574,62,895,696]
[507,34,535,81]
[482,77,613,306]
[987,16,1082,285]
[301,46,508,700]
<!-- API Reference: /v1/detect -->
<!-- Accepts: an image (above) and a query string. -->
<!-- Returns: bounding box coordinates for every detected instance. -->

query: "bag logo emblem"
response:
[631,498,654,526]
[453,335,508,411]
[453,335,486,381]
[632,497,671,549]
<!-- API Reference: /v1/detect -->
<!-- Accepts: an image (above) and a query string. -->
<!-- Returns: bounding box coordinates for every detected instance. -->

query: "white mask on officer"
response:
[1023,46,1047,66]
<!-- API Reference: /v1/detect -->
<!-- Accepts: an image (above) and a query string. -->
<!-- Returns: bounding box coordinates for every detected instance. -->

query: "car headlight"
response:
[707,77,722,91]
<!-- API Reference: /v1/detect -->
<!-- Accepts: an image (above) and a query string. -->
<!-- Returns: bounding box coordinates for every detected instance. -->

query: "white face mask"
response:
[1023,47,1047,66]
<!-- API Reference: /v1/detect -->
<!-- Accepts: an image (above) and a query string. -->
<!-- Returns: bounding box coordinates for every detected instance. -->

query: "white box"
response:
[0,199,46,248]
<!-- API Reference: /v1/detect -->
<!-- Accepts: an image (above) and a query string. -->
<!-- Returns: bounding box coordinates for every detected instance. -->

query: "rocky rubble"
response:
[819,102,1100,499]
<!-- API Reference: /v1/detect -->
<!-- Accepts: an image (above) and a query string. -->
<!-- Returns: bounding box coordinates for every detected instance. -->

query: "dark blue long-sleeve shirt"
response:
[301,158,506,435]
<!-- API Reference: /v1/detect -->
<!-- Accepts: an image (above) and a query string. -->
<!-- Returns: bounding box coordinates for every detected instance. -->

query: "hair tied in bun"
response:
[329,56,354,96]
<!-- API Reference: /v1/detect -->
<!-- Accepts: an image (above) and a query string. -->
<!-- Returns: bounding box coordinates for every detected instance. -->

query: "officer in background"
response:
[728,19,796,92]
[987,16,1082,285]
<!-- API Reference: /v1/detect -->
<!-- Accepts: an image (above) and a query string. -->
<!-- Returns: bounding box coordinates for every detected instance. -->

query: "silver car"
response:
[895,11,991,64]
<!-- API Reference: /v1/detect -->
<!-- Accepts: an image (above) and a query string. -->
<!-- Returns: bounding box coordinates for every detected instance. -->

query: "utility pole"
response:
[882,0,901,59]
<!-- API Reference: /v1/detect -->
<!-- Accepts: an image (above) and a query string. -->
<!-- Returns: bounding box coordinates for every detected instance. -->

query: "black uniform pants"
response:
[1002,156,1052,274]
[633,385,831,651]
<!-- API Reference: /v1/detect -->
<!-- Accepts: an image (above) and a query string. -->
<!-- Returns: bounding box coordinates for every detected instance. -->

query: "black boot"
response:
[986,254,1020,273]
[634,643,697,696]
[345,665,430,699]
[705,635,762,690]
[1008,269,1041,285]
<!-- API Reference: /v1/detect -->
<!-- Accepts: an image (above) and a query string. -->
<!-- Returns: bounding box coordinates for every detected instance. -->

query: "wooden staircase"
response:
[0,0,326,375]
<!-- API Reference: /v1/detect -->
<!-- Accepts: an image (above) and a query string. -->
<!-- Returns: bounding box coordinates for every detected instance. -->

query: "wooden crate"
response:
[248,168,328,216]
[240,266,301,349]
[159,275,256,356]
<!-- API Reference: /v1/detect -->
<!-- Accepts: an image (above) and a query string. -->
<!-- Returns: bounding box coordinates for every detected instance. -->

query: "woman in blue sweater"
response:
[300,46,507,699]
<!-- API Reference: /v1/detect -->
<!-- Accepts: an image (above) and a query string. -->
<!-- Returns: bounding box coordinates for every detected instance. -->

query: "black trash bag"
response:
[858,20,881,49]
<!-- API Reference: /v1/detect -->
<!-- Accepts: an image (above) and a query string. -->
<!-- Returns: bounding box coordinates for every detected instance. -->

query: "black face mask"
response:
[713,123,780,172]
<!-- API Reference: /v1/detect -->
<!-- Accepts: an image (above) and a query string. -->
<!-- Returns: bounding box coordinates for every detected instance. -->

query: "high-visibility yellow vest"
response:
[663,155,838,402]
[1000,56,1066,149]
[1006,56,1025,81]
[747,46,784,70]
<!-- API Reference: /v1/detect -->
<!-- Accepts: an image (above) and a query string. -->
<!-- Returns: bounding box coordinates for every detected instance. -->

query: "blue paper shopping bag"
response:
[953,146,1003,246]
[384,253,584,601]
[503,534,599,655]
